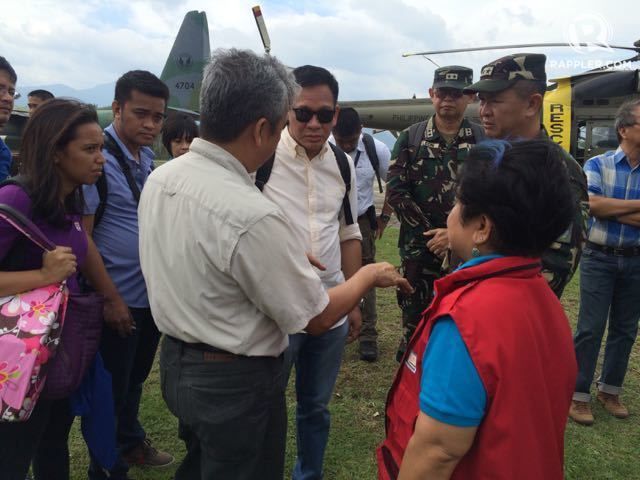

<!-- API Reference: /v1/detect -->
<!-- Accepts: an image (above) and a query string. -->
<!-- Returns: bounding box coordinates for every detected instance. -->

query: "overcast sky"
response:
[1,0,638,101]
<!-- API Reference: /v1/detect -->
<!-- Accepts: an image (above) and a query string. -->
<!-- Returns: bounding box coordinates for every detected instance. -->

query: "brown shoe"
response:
[597,391,629,419]
[569,400,594,426]
[122,438,174,468]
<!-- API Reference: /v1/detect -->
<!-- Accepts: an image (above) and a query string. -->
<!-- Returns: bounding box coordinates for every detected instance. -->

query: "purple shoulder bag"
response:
[0,204,104,401]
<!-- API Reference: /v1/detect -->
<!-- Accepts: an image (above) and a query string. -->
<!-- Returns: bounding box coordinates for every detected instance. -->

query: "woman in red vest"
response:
[378,140,578,480]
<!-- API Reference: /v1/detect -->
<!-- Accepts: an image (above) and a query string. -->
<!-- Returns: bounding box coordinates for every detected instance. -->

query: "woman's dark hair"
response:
[19,98,99,227]
[161,112,199,155]
[456,139,574,257]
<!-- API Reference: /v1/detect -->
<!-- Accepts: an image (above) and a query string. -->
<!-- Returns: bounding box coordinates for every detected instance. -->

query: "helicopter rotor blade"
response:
[403,42,640,57]
[586,53,640,72]
[252,5,271,55]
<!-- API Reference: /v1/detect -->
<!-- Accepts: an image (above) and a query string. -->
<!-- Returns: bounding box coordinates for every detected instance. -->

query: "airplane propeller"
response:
[252,6,271,55]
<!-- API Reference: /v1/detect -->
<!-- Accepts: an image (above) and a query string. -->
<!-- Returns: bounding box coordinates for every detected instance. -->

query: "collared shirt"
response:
[330,134,391,217]
[261,128,361,330]
[83,123,155,307]
[584,147,640,247]
[0,137,12,181]
[138,138,329,356]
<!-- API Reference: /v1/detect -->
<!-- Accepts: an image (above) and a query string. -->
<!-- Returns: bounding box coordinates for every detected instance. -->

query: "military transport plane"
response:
[1,10,210,159]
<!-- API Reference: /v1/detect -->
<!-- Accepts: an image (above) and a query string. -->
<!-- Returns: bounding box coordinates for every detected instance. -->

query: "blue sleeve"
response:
[420,316,487,427]
[82,184,99,215]
[0,139,12,182]
[583,157,603,196]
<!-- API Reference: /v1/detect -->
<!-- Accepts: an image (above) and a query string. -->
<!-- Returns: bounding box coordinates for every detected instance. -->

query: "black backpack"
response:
[93,131,143,228]
[255,143,355,225]
[361,133,384,194]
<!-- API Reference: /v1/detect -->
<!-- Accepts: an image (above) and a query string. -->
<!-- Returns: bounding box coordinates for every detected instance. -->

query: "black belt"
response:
[586,241,640,257]
[168,335,240,361]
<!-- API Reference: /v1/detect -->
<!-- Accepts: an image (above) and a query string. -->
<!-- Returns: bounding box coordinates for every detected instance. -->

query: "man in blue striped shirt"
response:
[570,99,640,426]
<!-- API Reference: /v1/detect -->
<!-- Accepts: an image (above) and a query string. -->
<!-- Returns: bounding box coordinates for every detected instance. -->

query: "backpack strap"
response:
[255,145,355,226]
[94,131,143,229]
[329,143,355,226]
[362,133,383,193]
[408,120,428,164]
[0,175,31,271]
[255,154,276,192]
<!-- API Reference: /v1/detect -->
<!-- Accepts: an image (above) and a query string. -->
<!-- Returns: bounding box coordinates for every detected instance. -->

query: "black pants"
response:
[160,336,287,480]
[88,307,161,479]
[0,398,74,480]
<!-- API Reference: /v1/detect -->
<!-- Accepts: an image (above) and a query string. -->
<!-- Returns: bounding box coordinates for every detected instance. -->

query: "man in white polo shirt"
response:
[257,65,362,480]
[138,49,411,480]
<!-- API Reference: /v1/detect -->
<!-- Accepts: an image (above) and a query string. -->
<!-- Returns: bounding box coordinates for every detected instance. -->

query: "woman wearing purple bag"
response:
[0,99,130,480]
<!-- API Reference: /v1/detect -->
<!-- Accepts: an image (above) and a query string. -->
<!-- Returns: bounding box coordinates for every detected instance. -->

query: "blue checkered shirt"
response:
[584,148,640,247]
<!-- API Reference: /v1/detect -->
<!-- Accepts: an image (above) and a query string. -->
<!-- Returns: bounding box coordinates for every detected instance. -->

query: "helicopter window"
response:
[592,126,618,149]
[596,99,610,106]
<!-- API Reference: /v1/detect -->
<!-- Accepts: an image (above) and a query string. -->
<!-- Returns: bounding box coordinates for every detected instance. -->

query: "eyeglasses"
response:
[0,86,17,99]
[293,107,335,124]
[434,88,465,100]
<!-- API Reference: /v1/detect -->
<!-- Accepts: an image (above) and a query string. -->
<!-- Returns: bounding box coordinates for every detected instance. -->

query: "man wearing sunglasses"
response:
[258,65,362,480]
[387,65,483,361]
[0,56,17,182]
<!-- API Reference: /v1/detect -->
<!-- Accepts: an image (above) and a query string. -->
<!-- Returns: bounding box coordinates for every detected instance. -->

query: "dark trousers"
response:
[573,248,640,400]
[88,307,161,479]
[0,398,74,480]
[358,214,378,343]
[161,335,287,480]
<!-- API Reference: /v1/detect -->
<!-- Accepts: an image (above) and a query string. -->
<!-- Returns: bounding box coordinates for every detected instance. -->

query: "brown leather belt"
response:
[170,336,239,362]
[586,241,640,257]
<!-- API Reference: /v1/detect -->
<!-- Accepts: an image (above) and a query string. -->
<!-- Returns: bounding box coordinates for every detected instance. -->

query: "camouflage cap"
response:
[464,53,547,93]
[432,65,473,90]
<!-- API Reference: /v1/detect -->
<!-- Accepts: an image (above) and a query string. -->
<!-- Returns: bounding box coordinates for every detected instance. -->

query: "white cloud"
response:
[1,0,637,99]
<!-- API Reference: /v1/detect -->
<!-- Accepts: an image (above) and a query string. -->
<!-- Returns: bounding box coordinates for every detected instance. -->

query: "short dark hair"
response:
[511,79,546,99]
[114,70,170,105]
[20,99,99,227]
[615,98,640,142]
[456,140,573,257]
[0,56,17,84]
[162,112,199,154]
[28,89,54,101]
[334,107,362,137]
[293,65,339,104]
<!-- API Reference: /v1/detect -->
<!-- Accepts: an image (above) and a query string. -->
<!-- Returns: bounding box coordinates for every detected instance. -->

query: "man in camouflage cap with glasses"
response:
[387,66,484,361]
[464,53,588,297]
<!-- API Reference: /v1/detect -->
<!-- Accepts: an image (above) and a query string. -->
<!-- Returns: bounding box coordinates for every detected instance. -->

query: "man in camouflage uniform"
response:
[464,53,589,296]
[387,66,484,360]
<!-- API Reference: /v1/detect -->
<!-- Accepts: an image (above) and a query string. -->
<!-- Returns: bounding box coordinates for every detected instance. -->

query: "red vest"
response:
[377,257,577,480]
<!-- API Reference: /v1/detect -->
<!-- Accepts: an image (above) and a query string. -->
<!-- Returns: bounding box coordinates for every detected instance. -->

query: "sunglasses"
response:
[293,107,335,124]
[434,88,465,99]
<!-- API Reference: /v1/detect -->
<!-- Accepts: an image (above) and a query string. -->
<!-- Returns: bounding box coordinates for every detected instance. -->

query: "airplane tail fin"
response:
[160,11,210,113]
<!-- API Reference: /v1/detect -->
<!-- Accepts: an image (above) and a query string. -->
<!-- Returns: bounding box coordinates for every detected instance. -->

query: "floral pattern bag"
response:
[0,204,69,422]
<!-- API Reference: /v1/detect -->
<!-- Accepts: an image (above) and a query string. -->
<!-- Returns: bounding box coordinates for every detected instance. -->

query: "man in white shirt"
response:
[332,107,392,362]
[138,49,411,480]
[258,65,361,480]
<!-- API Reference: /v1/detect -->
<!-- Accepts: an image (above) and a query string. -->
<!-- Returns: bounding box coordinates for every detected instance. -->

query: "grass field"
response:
[66,226,640,479]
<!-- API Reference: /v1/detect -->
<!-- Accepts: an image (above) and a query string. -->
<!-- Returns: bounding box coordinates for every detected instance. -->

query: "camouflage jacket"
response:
[539,130,589,297]
[387,115,482,261]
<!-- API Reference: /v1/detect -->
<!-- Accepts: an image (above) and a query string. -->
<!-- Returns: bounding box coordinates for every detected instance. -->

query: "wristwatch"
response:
[379,213,391,223]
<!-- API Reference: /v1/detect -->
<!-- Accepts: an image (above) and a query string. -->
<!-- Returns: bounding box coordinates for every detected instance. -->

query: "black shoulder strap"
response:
[255,154,276,192]
[329,143,354,226]
[0,175,30,271]
[408,120,428,163]
[362,133,383,193]
[104,131,141,204]
[94,131,142,229]
[255,145,355,226]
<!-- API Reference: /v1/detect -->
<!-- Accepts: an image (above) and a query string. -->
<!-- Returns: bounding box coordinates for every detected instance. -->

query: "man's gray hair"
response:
[615,98,640,142]
[199,48,298,142]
